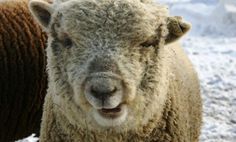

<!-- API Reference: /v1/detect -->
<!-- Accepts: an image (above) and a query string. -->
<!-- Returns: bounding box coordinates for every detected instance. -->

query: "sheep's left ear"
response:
[29,0,54,30]
[165,16,191,44]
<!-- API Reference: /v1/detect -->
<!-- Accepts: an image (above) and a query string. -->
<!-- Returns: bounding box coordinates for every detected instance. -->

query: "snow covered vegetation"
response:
[17,0,236,141]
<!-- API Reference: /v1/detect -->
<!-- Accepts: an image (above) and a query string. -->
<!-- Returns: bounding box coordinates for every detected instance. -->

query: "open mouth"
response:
[93,103,128,126]
[98,103,124,119]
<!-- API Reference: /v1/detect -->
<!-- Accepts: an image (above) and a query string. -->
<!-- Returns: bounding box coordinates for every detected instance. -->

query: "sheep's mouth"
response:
[98,103,124,118]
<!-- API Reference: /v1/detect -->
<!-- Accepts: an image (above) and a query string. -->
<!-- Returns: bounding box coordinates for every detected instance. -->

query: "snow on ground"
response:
[18,0,236,142]
[183,36,236,142]
[16,134,38,142]
[159,0,236,142]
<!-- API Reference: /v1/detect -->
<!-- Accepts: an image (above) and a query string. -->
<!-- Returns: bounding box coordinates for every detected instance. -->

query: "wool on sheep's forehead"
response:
[50,0,169,47]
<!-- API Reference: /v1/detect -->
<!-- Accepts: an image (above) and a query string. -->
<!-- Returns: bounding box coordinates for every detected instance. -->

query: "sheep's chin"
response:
[92,104,128,127]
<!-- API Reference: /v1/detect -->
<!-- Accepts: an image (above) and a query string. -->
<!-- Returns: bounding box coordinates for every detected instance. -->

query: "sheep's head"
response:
[29,0,190,131]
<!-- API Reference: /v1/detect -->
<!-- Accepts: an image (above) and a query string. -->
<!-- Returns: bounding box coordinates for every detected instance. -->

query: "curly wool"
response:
[41,43,202,142]
[29,0,202,141]
[0,0,47,141]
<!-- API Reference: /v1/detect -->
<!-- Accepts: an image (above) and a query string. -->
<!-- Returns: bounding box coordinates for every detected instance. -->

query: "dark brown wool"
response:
[0,0,47,141]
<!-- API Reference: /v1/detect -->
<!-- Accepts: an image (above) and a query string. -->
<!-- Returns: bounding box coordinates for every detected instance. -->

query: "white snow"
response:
[17,0,236,142]
[159,0,236,142]
[183,36,236,142]
[225,4,236,12]
[15,134,39,142]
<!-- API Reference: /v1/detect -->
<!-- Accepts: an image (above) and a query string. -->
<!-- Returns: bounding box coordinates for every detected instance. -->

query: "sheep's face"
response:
[30,0,190,130]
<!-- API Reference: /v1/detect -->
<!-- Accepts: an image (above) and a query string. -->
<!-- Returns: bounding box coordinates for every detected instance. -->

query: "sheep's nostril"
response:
[90,85,117,99]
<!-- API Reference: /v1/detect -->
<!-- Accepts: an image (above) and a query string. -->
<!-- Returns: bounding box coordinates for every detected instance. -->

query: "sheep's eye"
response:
[140,39,159,48]
[140,41,153,48]
[62,37,73,48]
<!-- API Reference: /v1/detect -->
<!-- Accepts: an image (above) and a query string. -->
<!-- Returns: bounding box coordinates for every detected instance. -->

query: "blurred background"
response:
[17,0,236,142]
[158,0,236,142]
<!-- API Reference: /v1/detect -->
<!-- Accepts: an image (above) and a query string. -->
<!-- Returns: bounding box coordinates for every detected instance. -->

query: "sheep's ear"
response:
[165,16,191,44]
[29,0,54,29]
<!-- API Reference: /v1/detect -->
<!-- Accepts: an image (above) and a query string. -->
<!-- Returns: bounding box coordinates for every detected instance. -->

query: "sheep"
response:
[29,0,202,141]
[0,0,47,141]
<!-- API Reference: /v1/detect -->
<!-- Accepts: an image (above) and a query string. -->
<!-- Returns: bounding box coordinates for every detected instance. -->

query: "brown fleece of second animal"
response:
[0,0,47,141]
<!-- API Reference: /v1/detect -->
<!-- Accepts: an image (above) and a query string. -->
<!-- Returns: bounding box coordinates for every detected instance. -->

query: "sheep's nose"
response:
[84,77,121,101]
[90,85,117,100]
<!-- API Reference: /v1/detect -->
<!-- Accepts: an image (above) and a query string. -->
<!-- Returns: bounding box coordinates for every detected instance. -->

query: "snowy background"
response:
[17,0,236,142]
[159,0,236,142]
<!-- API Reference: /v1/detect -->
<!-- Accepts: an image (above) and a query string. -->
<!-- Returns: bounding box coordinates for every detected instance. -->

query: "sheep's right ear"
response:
[165,16,191,44]
[29,0,54,29]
